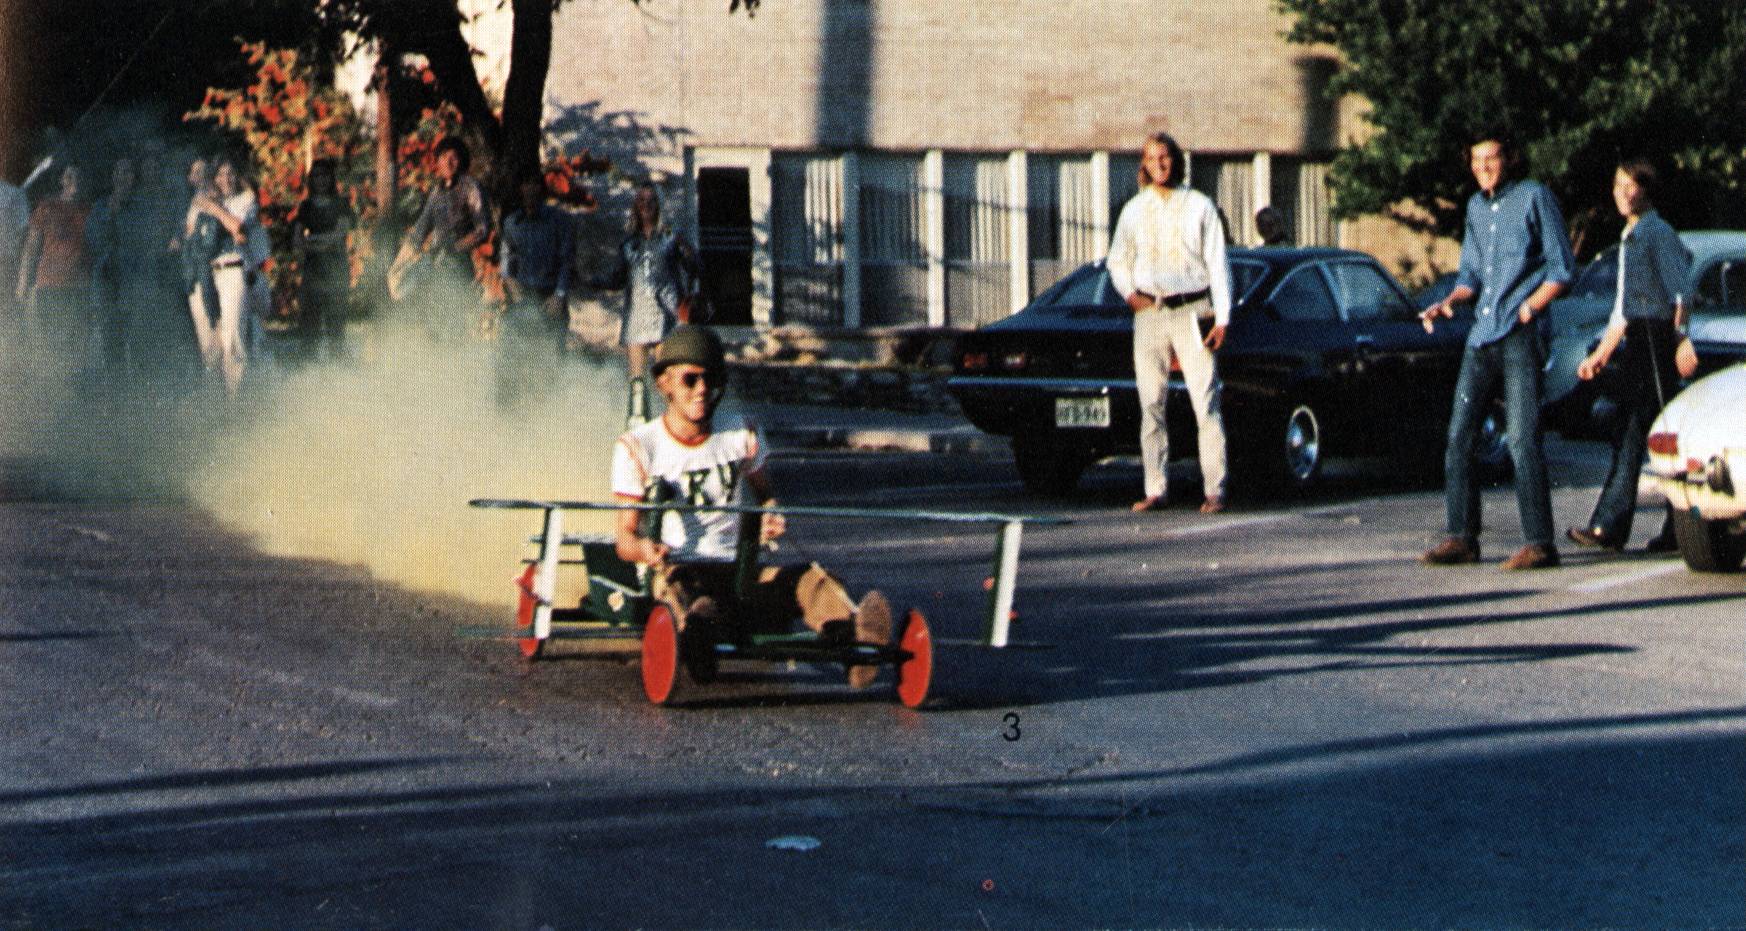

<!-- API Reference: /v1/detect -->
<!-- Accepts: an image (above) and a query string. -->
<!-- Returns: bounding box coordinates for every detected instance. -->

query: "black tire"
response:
[1671,508,1746,573]
[1233,402,1323,493]
[1012,436,1090,496]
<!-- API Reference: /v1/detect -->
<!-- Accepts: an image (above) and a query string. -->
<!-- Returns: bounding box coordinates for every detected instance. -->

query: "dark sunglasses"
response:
[677,370,722,389]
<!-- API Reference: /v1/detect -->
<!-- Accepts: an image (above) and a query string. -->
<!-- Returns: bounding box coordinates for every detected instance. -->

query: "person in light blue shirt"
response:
[1420,133,1576,570]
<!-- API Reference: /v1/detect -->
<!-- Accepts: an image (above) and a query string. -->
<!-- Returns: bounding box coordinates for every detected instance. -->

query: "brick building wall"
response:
[543,0,1453,326]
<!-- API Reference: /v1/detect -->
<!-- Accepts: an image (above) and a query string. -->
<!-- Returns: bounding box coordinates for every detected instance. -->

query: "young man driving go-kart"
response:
[610,325,894,688]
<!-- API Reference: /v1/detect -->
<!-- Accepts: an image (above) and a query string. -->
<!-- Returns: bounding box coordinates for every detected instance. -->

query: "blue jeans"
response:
[1444,325,1553,547]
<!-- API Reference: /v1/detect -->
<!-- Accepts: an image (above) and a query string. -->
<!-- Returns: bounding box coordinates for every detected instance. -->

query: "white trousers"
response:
[1132,297,1226,500]
[188,265,247,392]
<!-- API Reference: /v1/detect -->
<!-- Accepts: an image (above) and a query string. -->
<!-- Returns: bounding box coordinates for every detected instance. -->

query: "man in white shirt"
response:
[611,326,892,688]
[1106,132,1231,513]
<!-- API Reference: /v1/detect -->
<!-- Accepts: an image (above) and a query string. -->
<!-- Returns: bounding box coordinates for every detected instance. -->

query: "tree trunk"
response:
[500,0,555,190]
[378,0,503,158]
[373,48,396,218]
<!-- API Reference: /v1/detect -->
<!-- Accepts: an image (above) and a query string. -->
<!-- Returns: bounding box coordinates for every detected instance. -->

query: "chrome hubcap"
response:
[1285,406,1320,481]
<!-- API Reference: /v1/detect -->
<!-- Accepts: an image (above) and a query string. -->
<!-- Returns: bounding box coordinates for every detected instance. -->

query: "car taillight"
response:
[1646,432,1678,456]
[1001,351,1028,372]
[961,351,989,372]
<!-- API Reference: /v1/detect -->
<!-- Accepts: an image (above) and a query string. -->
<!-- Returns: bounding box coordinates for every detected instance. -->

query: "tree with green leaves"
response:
[1276,0,1746,256]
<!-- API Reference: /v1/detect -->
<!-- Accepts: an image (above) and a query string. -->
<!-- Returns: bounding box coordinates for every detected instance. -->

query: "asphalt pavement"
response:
[2,359,1743,929]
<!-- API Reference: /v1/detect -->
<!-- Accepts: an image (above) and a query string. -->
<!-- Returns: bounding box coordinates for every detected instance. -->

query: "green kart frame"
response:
[469,498,1067,708]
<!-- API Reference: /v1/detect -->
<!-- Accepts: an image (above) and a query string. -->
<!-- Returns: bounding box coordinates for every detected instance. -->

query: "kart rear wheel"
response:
[894,609,933,709]
[514,564,545,660]
[641,603,683,705]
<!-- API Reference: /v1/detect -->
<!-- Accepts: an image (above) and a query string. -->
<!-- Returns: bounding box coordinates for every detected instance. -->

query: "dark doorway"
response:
[696,167,754,325]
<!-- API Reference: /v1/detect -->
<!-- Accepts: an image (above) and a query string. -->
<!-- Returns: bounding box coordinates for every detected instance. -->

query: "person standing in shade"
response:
[1567,159,1690,554]
[1420,133,1576,570]
[1255,205,1292,247]
[390,137,492,335]
[293,159,355,353]
[85,157,152,377]
[591,181,698,424]
[15,164,92,364]
[1106,131,1231,514]
[186,158,263,394]
[498,173,575,341]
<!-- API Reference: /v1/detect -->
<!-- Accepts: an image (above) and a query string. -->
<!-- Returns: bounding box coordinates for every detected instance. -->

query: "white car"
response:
[1644,363,1746,572]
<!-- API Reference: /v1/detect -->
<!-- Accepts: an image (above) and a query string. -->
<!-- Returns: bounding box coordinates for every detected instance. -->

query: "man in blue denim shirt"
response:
[1419,135,1576,570]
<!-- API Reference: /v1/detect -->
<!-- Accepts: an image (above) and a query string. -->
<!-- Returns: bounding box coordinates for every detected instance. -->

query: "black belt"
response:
[1143,288,1210,309]
[211,257,245,270]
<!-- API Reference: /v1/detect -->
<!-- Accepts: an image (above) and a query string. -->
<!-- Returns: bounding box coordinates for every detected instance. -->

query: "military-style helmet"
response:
[652,325,726,375]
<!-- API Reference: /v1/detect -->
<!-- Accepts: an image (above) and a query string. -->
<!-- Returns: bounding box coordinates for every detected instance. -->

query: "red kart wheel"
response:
[894,608,933,709]
[514,564,544,660]
[641,603,682,706]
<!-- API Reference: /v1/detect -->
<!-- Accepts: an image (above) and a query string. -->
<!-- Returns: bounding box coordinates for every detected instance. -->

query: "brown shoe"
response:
[1565,526,1623,551]
[1199,496,1226,514]
[1422,537,1480,565]
[1131,496,1165,512]
[1500,544,1560,571]
[847,591,892,689]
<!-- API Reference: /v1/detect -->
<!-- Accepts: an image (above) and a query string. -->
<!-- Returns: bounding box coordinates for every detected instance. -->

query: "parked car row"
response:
[947,249,1508,495]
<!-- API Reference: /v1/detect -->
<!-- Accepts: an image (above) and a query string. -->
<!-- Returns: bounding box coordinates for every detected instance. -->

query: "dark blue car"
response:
[948,248,1506,495]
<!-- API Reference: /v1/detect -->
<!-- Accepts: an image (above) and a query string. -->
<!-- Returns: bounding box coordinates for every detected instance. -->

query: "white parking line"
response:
[1567,561,1687,594]
[1151,499,1391,539]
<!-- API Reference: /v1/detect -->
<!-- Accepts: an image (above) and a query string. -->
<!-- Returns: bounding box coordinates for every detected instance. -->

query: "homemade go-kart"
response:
[469,498,1066,708]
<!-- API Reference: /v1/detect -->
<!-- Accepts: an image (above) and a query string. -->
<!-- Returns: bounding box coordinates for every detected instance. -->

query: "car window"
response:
[1270,266,1338,323]
[1681,256,1746,315]
[1569,246,1619,299]
[1325,261,1414,323]
[1039,266,1117,311]
[1025,266,1105,314]
[1230,259,1268,305]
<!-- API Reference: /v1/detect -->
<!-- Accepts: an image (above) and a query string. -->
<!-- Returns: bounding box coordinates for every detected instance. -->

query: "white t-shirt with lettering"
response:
[610,417,767,561]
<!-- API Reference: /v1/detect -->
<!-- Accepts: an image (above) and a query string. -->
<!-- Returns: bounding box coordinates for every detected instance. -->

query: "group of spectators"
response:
[1111,127,1693,568]
[389,137,698,366]
[0,131,698,401]
[0,147,357,396]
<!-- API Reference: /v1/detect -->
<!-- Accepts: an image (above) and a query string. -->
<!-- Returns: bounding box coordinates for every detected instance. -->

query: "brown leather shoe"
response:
[1500,544,1560,571]
[1131,496,1165,512]
[1199,496,1226,514]
[847,591,892,689]
[1565,526,1623,551]
[1422,537,1480,565]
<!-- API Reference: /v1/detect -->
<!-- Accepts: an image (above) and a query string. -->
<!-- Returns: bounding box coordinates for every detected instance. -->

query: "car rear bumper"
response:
[1645,448,1746,521]
[947,374,1184,447]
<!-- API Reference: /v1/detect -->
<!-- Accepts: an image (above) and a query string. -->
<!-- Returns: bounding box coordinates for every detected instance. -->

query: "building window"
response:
[858,152,928,327]
[943,153,1012,328]
[1027,155,1100,296]
[1272,157,1337,247]
[1191,154,1254,246]
[772,153,845,326]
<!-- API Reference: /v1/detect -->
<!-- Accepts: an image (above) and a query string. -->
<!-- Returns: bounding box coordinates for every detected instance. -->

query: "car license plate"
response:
[1055,396,1110,429]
